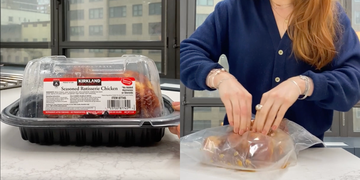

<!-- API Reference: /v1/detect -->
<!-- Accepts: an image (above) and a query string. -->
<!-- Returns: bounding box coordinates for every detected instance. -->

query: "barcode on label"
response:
[107,100,131,109]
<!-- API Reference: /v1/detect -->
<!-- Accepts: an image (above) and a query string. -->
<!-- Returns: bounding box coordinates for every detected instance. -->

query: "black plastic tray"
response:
[1,95,179,147]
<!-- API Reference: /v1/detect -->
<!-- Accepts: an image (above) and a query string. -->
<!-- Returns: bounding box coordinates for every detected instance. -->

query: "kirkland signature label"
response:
[43,77,136,115]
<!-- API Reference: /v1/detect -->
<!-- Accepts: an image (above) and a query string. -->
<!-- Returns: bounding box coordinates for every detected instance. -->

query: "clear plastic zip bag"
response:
[180,119,323,171]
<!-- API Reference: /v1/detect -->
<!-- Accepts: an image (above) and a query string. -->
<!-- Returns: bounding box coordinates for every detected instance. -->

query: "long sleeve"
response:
[179,0,230,91]
[302,3,360,111]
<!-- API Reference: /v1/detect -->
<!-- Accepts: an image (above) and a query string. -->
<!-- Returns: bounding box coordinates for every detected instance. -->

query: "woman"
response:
[180,0,360,141]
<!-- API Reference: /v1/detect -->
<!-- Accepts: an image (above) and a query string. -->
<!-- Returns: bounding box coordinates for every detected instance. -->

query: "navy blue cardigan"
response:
[180,0,360,140]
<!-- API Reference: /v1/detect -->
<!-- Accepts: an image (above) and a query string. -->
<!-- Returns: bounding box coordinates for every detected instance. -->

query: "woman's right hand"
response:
[214,73,252,135]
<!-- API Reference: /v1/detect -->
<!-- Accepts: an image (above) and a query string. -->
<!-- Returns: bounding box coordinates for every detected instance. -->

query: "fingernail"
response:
[262,130,267,135]
[239,130,244,135]
[247,127,250,131]
[272,125,277,130]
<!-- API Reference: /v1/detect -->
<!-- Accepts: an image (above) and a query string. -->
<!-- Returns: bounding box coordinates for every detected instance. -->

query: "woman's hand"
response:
[253,76,313,135]
[168,102,180,138]
[214,73,252,135]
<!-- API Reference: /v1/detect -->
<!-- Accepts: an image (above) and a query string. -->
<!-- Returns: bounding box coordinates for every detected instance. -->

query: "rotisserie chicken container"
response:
[1,55,180,146]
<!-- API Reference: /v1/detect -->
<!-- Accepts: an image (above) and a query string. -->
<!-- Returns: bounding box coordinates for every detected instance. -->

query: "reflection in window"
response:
[133,4,143,17]
[109,24,126,35]
[89,25,103,36]
[109,6,126,18]
[197,0,214,6]
[132,23,142,35]
[70,26,84,36]
[70,10,84,20]
[149,3,161,15]
[89,8,103,19]
[149,22,161,35]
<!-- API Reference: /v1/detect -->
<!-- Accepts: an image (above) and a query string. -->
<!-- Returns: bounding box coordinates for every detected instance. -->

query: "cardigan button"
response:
[278,50,284,55]
[275,77,280,82]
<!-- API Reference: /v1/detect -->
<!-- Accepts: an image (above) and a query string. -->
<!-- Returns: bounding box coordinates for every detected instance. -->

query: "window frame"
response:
[1,0,179,79]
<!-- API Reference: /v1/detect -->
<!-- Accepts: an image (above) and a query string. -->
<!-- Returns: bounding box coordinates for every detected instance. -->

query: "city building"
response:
[1,0,38,12]
[37,0,50,14]
[66,0,163,71]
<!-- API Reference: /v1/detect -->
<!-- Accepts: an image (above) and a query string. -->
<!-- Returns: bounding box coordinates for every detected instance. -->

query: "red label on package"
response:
[43,77,136,115]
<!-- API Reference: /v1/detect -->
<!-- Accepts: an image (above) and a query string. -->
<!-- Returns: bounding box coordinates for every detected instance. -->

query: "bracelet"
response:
[290,80,302,95]
[216,77,234,89]
[298,75,309,100]
[207,68,226,89]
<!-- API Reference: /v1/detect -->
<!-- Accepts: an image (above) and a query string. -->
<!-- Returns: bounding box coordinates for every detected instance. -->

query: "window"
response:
[89,49,103,53]
[70,10,84,20]
[70,26,84,36]
[149,3,161,15]
[70,0,83,4]
[133,4,142,16]
[3,0,176,79]
[15,56,20,62]
[89,8,103,19]
[24,57,28,62]
[196,14,209,28]
[197,0,214,6]
[356,11,360,24]
[33,39,37,42]
[132,50,142,54]
[109,24,126,35]
[71,49,85,53]
[109,6,126,18]
[8,16,13,22]
[89,25,103,36]
[149,22,161,35]
[89,0,102,2]
[33,24,37,27]
[109,49,127,53]
[132,23,142,35]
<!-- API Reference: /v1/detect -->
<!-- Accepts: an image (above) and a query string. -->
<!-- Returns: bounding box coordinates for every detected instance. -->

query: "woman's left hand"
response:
[252,76,309,135]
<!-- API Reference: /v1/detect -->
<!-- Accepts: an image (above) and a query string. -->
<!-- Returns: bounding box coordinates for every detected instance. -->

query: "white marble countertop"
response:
[181,142,360,180]
[1,88,180,180]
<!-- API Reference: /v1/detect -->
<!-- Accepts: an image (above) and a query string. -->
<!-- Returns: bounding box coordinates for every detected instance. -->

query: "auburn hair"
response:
[287,0,342,70]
